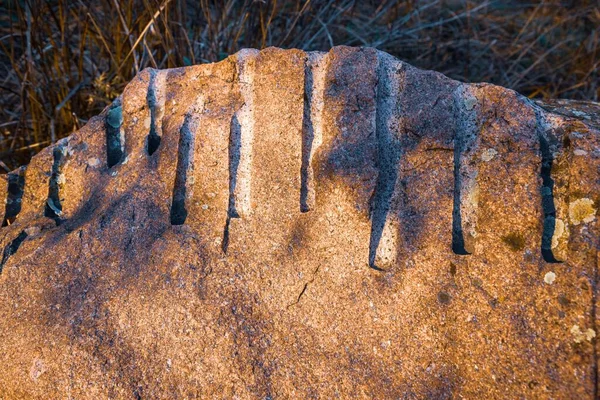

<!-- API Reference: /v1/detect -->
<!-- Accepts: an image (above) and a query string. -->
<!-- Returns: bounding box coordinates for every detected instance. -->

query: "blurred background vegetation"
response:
[0,0,599,170]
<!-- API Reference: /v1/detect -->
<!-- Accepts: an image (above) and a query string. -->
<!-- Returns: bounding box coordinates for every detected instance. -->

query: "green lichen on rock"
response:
[502,232,525,251]
[437,291,451,304]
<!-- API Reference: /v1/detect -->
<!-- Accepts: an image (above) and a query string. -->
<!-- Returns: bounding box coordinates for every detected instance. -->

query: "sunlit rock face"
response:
[0,46,598,399]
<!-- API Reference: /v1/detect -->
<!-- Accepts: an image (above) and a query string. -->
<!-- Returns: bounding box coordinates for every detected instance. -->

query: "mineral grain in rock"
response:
[0,46,599,399]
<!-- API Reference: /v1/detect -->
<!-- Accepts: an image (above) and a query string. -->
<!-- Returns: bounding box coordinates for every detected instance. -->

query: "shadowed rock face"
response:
[0,46,599,399]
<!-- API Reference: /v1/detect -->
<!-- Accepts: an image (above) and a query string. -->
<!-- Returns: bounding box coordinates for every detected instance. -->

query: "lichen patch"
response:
[463,95,477,111]
[569,198,596,225]
[480,148,498,162]
[544,271,556,284]
[570,325,596,343]
[502,232,525,251]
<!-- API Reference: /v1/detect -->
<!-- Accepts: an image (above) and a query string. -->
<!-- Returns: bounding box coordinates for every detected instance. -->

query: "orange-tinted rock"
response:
[0,47,598,399]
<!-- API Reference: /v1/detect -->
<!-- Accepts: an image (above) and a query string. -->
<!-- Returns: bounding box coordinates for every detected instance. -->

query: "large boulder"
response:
[0,46,598,399]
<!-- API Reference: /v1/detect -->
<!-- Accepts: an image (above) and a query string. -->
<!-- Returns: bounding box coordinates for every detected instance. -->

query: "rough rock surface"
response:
[0,46,599,399]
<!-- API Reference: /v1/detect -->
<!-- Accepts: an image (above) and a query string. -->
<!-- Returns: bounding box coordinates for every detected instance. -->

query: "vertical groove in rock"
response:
[170,114,197,225]
[534,107,565,263]
[227,50,256,220]
[221,215,232,254]
[227,113,242,219]
[368,53,402,270]
[2,166,26,227]
[105,99,125,168]
[146,69,166,155]
[539,134,559,262]
[0,230,27,274]
[452,85,479,255]
[300,52,326,213]
[44,144,67,225]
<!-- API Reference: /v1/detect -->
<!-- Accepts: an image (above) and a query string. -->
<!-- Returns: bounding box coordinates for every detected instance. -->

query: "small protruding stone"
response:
[106,105,123,129]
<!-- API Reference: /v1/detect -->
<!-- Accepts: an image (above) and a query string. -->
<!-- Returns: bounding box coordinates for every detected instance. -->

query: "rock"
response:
[0,46,598,399]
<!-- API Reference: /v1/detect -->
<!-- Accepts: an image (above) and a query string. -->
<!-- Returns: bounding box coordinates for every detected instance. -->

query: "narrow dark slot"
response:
[147,128,161,155]
[222,112,244,253]
[227,113,242,219]
[0,230,28,274]
[170,114,195,225]
[368,162,397,270]
[44,146,65,225]
[368,164,399,269]
[368,60,399,271]
[451,94,479,256]
[146,70,161,155]
[452,136,469,255]
[2,167,25,227]
[300,60,314,213]
[105,100,124,168]
[221,216,231,254]
[539,135,560,263]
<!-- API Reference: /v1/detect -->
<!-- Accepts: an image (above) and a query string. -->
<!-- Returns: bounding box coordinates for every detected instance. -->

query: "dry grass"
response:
[0,0,598,169]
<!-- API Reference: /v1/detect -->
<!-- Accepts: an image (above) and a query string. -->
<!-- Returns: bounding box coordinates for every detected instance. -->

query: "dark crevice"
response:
[2,166,26,227]
[452,91,478,256]
[452,135,469,255]
[296,283,309,301]
[44,145,66,225]
[223,113,243,253]
[539,135,561,263]
[287,264,321,308]
[170,114,195,225]
[300,59,314,213]
[227,113,242,219]
[368,60,399,271]
[146,70,162,155]
[222,216,231,254]
[368,156,394,268]
[105,100,124,168]
[147,127,161,156]
[0,230,28,274]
